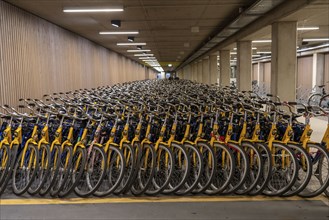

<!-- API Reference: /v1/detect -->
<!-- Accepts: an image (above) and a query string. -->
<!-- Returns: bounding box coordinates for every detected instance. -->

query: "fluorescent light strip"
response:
[303,38,329,42]
[139,57,156,59]
[117,43,146,46]
[252,40,272,43]
[297,26,319,30]
[297,43,329,52]
[134,54,154,57]
[100,31,139,35]
[257,51,271,54]
[63,6,123,12]
[252,55,261,57]
[233,47,257,50]
[127,49,150,52]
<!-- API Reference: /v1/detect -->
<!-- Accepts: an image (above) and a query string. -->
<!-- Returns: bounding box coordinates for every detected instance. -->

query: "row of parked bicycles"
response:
[0,79,328,198]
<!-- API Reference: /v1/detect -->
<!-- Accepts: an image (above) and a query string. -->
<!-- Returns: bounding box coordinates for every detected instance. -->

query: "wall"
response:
[0,1,156,106]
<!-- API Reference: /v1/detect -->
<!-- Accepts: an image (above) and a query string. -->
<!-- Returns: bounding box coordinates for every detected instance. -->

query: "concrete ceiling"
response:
[4,0,329,72]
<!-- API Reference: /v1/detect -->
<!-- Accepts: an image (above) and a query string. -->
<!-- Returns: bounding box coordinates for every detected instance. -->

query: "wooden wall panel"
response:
[324,53,329,91]
[0,1,152,106]
[297,56,313,91]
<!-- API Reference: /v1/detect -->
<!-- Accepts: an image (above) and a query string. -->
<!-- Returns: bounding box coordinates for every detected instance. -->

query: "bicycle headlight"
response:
[288,130,293,137]
[272,129,277,135]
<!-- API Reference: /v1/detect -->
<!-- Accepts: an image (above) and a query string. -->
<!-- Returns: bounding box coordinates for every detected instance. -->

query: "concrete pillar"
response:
[312,53,325,87]
[197,61,203,83]
[202,58,210,84]
[271,21,297,101]
[209,54,218,85]
[237,41,252,91]
[220,50,231,87]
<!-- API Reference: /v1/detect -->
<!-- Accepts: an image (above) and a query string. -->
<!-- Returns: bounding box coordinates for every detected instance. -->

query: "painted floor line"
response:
[0,196,327,206]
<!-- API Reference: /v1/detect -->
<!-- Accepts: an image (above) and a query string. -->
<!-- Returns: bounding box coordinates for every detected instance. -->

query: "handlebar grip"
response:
[287,102,297,105]
[266,94,273,97]
[274,102,281,106]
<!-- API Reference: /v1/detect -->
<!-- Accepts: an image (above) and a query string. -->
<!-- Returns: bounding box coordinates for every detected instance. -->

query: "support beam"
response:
[220,50,231,86]
[312,53,325,87]
[202,58,210,84]
[237,41,252,91]
[209,53,219,85]
[271,21,297,101]
[197,61,203,83]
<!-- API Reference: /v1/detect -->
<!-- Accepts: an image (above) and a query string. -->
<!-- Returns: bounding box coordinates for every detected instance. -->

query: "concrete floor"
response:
[0,196,328,220]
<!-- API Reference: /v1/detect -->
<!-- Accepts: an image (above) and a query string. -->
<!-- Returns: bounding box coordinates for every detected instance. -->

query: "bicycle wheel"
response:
[74,145,107,197]
[49,146,72,197]
[0,144,11,186]
[205,142,235,195]
[236,141,263,195]
[131,142,156,196]
[58,147,86,198]
[12,144,39,195]
[307,93,322,106]
[299,143,329,198]
[39,144,62,196]
[28,144,51,195]
[282,143,312,197]
[221,143,249,195]
[248,142,272,195]
[175,142,203,195]
[263,143,298,196]
[94,145,125,197]
[114,142,135,195]
[192,141,216,194]
[145,144,174,196]
[320,95,329,108]
[0,144,19,195]
[163,142,190,194]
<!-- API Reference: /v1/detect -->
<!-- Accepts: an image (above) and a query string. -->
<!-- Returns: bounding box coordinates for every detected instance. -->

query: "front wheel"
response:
[12,144,39,195]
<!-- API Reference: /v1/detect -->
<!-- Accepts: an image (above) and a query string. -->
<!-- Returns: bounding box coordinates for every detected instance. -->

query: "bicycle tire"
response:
[221,142,249,195]
[28,144,52,195]
[74,145,107,197]
[114,142,135,195]
[94,145,125,197]
[307,93,322,106]
[235,141,263,195]
[39,144,62,196]
[299,143,329,198]
[49,146,73,197]
[0,144,19,196]
[0,144,11,186]
[12,144,39,195]
[248,142,272,196]
[163,142,190,194]
[192,141,216,194]
[175,142,203,195]
[58,147,86,198]
[205,142,235,195]
[145,144,174,196]
[263,142,298,196]
[131,142,156,196]
[282,143,312,197]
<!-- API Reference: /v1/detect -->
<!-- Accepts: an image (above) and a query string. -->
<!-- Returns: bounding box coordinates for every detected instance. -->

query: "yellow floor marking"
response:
[0,195,327,206]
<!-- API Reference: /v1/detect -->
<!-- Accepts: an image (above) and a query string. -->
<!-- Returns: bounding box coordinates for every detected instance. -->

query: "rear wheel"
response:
[0,144,11,186]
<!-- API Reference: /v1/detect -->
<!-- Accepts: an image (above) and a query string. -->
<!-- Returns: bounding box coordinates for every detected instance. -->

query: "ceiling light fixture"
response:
[252,40,272,43]
[99,31,139,35]
[127,49,150,52]
[256,51,271,54]
[302,38,329,42]
[63,6,124,13]
[233,47,257,50]
[137,46,143,50]
[111,20,121,28]
[139,57,155,59]
[297,26,319,31]
[134,54,154,56]
[168,64,173,67]
[117,43,146,46]
[252,54,261,57]
[128,36,135,42]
